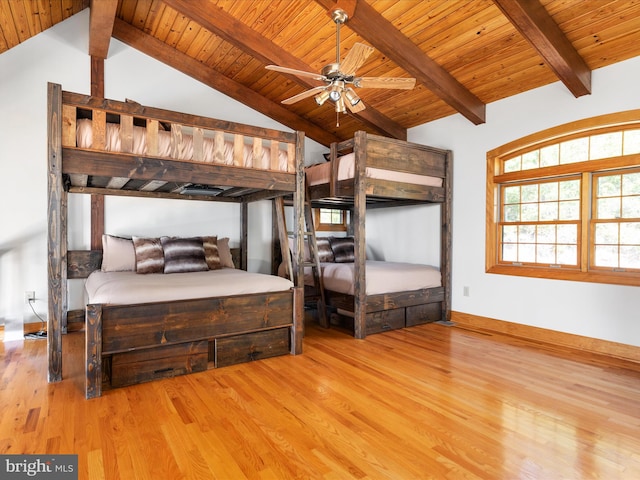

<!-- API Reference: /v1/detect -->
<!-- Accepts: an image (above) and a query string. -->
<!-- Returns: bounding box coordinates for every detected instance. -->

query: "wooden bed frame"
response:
[47,83,306,398]
[307,131,452,339]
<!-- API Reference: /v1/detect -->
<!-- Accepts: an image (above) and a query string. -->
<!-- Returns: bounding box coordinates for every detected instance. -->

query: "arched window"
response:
[486,110,640,286]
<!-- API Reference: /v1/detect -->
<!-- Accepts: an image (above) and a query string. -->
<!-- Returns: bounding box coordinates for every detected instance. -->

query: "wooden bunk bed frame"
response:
[47,83,306,398]
[307,131,452,339]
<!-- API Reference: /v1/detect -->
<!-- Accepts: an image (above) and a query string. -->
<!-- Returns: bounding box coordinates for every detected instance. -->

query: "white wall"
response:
[408,56,640,347]
[0,10,323,340]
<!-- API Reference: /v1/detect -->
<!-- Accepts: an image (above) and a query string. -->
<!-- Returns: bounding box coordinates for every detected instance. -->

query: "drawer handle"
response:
[154,367,174,374]
[248,350,263,361]
[381,323,392,330]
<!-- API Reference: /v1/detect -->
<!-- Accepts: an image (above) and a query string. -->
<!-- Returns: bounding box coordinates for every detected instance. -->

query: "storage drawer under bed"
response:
[406,302,442,326]
[214,328,290,368]
[110,340,208,388]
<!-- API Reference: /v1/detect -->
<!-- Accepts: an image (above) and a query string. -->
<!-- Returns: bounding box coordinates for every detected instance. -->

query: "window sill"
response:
[486,264,640,287]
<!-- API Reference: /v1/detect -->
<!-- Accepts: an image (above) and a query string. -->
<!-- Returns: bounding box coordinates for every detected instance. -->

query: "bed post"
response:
[442,151,453,321]
[240,200,248,270]
[353,131,367,339]
[85,304,103,399]
[47,82,67,382]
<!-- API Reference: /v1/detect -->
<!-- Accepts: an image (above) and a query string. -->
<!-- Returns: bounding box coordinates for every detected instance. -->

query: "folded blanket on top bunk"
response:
[85,269,294,305]
[305,153,443,187]
[75,118,291,172]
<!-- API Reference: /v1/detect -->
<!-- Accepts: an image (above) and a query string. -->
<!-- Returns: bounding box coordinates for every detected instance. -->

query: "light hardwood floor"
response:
[1,319,639,479]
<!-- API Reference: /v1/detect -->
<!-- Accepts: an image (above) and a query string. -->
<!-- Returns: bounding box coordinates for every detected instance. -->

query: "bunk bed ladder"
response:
[274,195,328,328]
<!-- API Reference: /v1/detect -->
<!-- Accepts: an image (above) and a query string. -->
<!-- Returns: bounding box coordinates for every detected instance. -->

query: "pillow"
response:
[101,234,135,272]
[316,237,335,263]
[329,236,355,263]
[217,237,235,268]
[132,236,165,274]
[202,236,222,270]
[161,236,208,274]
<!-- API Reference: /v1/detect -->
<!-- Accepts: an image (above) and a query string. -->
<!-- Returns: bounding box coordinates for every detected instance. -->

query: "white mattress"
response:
[321,260,441,296]
[306,153,443,187]
[85,269,294,305]
[76,118,291,172]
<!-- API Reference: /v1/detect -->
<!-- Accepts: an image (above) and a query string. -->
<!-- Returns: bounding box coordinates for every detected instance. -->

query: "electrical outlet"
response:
[463,286,470,297]
[25,291,35,303]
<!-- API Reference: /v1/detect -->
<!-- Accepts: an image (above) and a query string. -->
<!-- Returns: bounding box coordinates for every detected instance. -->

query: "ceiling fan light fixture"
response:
[328,81,344,102]
[315,90,330,106]
[344,87,360,106]
[335,96,346,113]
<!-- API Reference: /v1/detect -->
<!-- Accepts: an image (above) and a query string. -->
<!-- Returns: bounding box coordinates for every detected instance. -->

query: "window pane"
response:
[594,245,618,267]
[504,186,520,204]
[521,184,538,203]
[597,198,620,219]
[521,203,539,221]
[540,202,558,220]
[522,151,539,170]
[320,210,332,223]
[518,225,536,243]
[560,138,588,163]
[595,223,619,244]
[520,244,535,262]
[590,132,622,159]
[504,156,521,173]
[559,200,580,220]
[540,182,558,201]
[557,244,577,265]
[559,179,580,200]
[331,211,342,223]
[502,225,518,242]
[621,246,640,268]
[598,175,621,197]
[537,224,556,243]
[557,224,577,244]
[540,144,559,167]
[622,196,640,218]
[622,172,640,195]
[620,222,640,245]
[623,129,640,155]
[504,205,520,222]
[537,244,556,263]
[502,243,518,262]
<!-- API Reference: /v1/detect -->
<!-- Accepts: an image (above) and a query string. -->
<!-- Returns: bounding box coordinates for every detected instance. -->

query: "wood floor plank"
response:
[1,320,639,479]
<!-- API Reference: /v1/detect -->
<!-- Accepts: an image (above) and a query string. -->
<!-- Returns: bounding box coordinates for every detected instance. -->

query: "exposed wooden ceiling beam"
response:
[88,0,117,59]
[315,0,486,125]
[162,0,406,141]
[492,0,591,97]
[111,19,340,147]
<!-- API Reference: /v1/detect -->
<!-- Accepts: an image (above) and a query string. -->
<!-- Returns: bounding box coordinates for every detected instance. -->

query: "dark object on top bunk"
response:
[306,131,453,339]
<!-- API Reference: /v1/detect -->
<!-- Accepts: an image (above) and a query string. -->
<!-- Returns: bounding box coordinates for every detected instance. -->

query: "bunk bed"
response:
[47,83,305,398]
[305,131,452,339]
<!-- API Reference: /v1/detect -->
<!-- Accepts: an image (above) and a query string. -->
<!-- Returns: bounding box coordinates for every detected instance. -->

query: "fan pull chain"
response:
[336,111,340,127]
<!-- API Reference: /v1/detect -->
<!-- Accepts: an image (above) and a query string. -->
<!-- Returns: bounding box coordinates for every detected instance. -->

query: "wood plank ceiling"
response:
[2,0,640,146]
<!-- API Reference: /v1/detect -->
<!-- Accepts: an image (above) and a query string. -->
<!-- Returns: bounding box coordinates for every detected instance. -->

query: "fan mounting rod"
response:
[331,9,348,66]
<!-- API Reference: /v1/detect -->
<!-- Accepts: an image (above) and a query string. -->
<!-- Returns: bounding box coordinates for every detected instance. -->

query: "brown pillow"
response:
[161,237,208,274]
[217,237,235,268]
[329,236,355,263]
[202,236,222,270]
[132,236,165,274]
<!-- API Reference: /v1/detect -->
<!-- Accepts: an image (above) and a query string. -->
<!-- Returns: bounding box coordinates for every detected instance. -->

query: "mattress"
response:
[321,260,441,296]
[85,269,294,305]
[305,153,443,187]
[76,118,291,172]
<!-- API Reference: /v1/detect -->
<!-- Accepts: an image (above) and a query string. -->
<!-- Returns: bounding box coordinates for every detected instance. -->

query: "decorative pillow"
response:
[161,236,208,274]
[329,236,355,263]
[316,237,335,263]
[132,236,165,274]
[101,234,135,272]
[217,237,235,268]
[202,236,222,270]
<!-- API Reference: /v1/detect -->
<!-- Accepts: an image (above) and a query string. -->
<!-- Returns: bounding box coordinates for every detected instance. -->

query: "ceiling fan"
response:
[266,8,416,117]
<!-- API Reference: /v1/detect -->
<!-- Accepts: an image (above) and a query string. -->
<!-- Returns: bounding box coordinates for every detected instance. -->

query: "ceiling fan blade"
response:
[356,77,417,89]
[281,86,328,105]
[266,65,326,82]
[340,43,374,76]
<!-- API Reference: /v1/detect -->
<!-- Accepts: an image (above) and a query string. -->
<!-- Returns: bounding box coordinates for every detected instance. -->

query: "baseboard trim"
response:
[451,311,640,364]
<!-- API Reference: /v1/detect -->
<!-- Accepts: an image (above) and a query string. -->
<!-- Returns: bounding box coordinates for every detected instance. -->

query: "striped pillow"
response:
[161,237,208,274]
[132,236,165,274]
[316,237,335,263]
[329,236,355,263]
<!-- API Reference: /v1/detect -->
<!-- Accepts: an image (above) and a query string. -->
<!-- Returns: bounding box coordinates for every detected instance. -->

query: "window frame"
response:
[314,207,348,232]
[486,110,640,287]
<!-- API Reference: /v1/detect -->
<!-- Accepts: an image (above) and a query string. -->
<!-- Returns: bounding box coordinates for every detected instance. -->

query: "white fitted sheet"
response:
[321,260,441,296]
[85,269,294,305]
[305,153,443,187]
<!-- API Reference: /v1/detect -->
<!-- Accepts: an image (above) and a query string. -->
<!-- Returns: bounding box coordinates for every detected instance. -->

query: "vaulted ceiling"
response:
[2,0,640,146]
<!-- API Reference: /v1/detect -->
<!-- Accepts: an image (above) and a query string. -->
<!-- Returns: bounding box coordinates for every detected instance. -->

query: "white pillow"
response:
[217,237,235,268]
[101,234,136,272]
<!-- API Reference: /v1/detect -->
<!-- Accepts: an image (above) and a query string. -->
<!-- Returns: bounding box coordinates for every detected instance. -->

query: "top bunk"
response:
[306,131,452,208]
[48,83,304,204]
